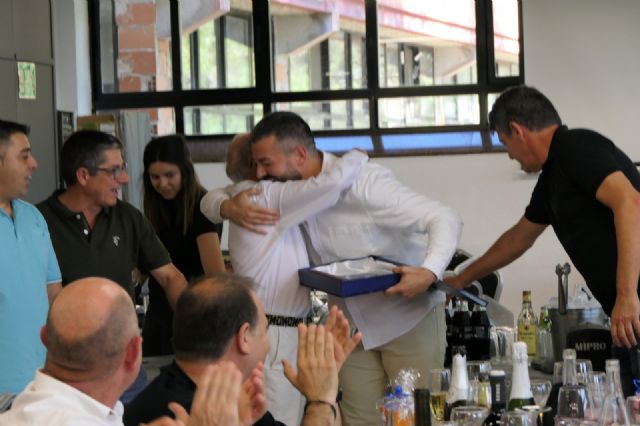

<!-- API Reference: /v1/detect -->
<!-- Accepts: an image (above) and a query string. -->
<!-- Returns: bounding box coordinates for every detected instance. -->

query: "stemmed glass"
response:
[501,410,538,426]
[451,405,489,426]
[530,379,552,407]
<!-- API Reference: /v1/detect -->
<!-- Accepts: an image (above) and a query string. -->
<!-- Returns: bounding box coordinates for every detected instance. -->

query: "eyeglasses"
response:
[95,163,128,180]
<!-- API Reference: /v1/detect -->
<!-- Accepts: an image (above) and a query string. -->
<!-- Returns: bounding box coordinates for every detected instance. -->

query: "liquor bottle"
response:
[517,290,538,358]
[445,353,469,420]
[470,303,491,361]
[508,341,535,410]
[483,370,507,426]
[598,359,630,426]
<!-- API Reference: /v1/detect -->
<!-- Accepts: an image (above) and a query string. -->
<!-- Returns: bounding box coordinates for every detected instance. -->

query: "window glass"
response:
[382,132,483,150]
[379,95,479,128]
[271,1,366,92]
[99,0,173,93]
[316,136,373,152]
[180,0,254,90]
[493,0,520,77]
[378,0,477,87]
[273,100,370,131]
[184,104,262,136]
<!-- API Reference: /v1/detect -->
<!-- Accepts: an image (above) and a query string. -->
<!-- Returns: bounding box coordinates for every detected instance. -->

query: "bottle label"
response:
[517,324,537,357]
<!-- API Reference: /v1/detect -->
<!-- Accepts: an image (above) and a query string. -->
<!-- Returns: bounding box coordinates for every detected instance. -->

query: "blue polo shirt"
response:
[0,199,61,394]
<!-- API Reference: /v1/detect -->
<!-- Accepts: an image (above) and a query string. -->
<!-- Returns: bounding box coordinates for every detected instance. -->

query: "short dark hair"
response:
[489,85,562,135]
[143,134,204,235]
[60,130,123,186]
[0,119,30,159]
[250,111,317,156]
[173,273,258,361]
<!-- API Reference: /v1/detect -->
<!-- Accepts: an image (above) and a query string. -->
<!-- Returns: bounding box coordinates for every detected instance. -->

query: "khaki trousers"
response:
[339,304,446,426]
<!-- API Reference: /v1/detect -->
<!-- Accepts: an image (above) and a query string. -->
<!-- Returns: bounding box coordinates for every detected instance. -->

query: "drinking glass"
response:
[575,359,593,385]
[467,360,491,382]
[586,371,607,417]
[428,368,450,422]
[451,405,489,426]
[530,379,552,407]
[495,326,516,364]
[553,361,564,385]
[501,410,538,426]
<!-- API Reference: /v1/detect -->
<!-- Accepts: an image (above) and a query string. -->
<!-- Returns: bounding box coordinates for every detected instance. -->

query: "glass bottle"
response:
[452,299,472,357]
[471,304,491,361]
[517,290,538,358]
[598,359,630,426]
[483,370,506,426]
[508,341,535,410]
[537,305,554,362]
[556,348,593,421]
[445,353,469,420]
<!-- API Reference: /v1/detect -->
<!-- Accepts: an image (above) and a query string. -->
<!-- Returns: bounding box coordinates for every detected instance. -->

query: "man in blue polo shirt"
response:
[0,119,62,394]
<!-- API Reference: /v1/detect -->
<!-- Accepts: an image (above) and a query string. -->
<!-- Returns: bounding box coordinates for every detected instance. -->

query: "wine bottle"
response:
[483,370,506,426]
[445,353,469,420]
[508,341,535,410]
[452,299,472,357]
[517,290,538,358]
[470,303,491,361]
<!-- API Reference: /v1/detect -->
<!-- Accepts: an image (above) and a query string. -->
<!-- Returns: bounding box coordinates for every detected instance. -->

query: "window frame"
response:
[88,0,523,160]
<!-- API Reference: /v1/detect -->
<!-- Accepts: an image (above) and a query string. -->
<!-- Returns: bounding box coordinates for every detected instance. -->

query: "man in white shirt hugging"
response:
[202,112,463,426]
[201,134,368,425]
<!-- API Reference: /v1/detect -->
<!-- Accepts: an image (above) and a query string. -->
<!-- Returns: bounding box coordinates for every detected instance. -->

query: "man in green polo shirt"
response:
[37,129,188,401]
[37,130,187,307]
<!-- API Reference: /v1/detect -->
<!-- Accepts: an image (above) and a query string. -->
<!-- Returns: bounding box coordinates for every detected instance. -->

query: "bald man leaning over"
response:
[0,277,248,426]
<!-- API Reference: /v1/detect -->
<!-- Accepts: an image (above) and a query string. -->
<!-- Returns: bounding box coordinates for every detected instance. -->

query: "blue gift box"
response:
[298,256,401,297]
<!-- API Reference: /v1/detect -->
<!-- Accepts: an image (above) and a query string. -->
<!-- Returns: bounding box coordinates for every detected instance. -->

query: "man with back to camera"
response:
[445,85,640,390]
[200,133,368,425]
[0,276,250,426]
[124,273,361,426]
[0,119,62,394]
[36,129,188,400]
[207,112,463,425]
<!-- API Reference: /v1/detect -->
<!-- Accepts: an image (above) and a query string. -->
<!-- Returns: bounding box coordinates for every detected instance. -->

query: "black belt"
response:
[267,314,310,327]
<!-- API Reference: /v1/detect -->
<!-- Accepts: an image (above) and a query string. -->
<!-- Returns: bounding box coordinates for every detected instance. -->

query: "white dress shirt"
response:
[0,371,124,426]
[302,153,463,349]
[200,150,369,317]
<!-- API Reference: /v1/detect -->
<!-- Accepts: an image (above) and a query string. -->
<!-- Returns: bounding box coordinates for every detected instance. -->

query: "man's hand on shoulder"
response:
[220,186,279,234]
[610,294,640,347]
[385,266,437,298]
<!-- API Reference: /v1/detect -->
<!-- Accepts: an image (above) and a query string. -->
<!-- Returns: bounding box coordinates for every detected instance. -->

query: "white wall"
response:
[196,0,640,316]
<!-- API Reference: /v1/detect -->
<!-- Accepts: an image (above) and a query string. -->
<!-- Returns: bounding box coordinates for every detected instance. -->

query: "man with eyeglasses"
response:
[0,119,61,395]
[36,130,188,401]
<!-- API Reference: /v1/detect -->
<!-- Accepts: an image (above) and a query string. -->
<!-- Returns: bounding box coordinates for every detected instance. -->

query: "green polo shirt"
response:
[37,191,171,299]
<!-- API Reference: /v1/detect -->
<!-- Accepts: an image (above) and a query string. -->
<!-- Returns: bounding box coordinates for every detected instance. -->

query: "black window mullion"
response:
[169,0,183,133]
[364,0,382,154]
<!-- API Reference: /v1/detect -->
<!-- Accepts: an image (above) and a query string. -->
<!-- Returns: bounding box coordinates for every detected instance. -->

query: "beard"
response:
[261,159,303,182]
